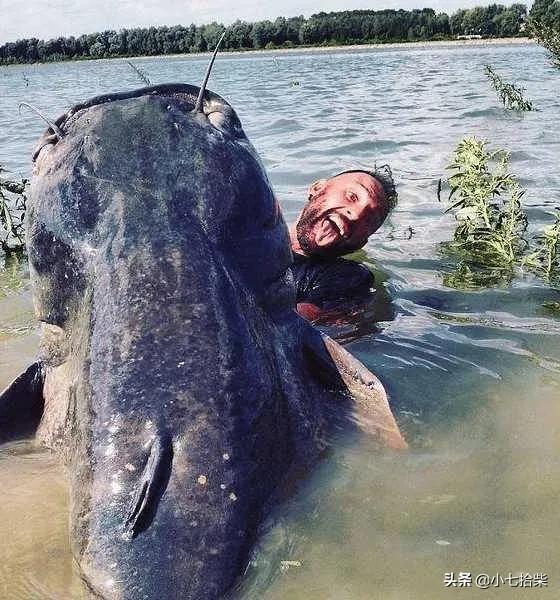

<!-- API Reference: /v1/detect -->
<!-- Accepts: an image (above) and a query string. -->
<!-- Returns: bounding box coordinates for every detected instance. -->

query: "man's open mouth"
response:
[323,213,350,240]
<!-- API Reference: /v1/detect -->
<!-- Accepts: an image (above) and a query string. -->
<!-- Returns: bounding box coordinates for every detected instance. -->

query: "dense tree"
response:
[450,4,528,36]
[226,21,252,49]
[250,20,275,49]
[529,0,560,26]
[494,4,527,36]
[0,4,531,65]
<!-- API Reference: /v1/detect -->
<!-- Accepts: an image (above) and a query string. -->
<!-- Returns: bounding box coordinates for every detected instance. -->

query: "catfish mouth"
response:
[33,83,243,161]
[58,83,222,126]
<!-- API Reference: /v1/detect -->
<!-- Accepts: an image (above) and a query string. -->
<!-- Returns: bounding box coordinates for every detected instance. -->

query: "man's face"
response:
[296,172,388,258]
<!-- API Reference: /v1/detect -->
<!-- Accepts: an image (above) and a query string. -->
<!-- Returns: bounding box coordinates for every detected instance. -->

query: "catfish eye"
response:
[32,134,59,164]
[207,111,227,130]
[206,106,244,137]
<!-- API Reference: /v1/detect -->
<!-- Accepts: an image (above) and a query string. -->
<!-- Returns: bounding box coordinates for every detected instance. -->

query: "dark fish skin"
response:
[0,83,405,599]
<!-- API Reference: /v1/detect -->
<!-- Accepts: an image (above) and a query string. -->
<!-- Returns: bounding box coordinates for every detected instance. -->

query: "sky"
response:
[0,0,530,44]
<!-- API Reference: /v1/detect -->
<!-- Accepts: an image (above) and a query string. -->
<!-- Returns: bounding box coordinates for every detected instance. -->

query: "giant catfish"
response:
[0,76,406,599]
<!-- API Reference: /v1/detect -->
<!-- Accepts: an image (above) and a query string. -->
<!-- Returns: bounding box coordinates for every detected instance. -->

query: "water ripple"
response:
[1,41,560,599]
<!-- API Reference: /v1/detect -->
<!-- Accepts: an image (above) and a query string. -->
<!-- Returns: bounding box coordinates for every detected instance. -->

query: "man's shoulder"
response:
[290,253,375,304]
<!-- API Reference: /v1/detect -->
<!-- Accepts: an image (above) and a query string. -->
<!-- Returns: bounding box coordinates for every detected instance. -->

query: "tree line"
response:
[0,2,556,66]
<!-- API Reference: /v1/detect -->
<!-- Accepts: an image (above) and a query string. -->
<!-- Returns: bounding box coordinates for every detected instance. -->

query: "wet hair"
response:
[334,164,398,212]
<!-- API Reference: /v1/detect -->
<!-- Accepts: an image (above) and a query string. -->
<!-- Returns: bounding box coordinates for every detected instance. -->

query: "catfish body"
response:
[0,84,405,599]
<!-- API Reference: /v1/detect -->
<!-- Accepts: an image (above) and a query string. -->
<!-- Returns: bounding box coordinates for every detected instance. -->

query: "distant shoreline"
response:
[125,37,537,62]
[1,37,536,67]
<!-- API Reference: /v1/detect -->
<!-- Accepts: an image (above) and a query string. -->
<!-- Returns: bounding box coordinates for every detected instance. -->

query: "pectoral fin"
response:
[0,362,45,443]
[124,433,173,539]
[304,331,407,450]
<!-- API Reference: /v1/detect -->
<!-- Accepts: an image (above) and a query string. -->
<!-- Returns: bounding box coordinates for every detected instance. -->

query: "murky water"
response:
[1,42,559,598]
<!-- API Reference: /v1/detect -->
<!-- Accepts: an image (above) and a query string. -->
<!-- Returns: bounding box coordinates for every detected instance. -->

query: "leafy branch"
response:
[126,61,152,86]
[522,211,560,281]
[442,137,560,287]
[527,18,560,69]
[444,137,528,268]
[0,166,28,254]
[484,65,533,111]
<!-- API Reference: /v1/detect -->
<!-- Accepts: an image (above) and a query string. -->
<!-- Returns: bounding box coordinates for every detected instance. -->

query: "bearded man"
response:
[289,166,397,320]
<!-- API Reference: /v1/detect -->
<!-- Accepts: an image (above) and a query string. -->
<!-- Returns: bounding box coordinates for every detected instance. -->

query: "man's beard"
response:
[296,194,350,259]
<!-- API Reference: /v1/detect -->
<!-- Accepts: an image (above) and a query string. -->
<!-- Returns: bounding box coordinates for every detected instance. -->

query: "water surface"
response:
[1,42,559,598]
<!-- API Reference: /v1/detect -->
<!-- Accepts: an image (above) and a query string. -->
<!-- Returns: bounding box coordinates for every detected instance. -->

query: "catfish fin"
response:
[0,361,45,443]
[124,433,173,539]
[303,330,407,450]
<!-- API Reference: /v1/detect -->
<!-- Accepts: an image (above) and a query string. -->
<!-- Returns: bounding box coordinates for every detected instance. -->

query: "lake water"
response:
[1,41,560,599]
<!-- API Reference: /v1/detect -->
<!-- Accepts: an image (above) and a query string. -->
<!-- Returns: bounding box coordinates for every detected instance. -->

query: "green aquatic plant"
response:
[442,261,514,290]
[444,137,528,269]
[484,65,533,111]
[522,211,560,282]
[0,167,28,254]
[0,251,27,297]
[442,138,560,290]
[528,18,560,69]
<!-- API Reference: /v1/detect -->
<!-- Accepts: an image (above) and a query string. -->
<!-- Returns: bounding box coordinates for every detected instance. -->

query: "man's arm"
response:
[290,255,375,321]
